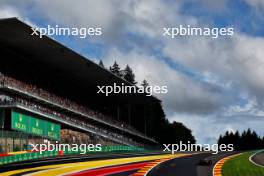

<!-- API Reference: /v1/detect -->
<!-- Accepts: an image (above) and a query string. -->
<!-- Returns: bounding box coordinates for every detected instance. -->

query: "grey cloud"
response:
[103,48,226,115]
[163,34,264,110]
[170,113,264,144]
[244,0,264,10]
[1,0,264,144]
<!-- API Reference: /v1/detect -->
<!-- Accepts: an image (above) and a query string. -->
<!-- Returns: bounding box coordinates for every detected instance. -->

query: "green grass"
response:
[222,152,264,176]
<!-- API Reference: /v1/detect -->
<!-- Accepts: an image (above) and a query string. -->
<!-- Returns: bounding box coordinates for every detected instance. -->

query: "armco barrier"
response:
[0,146,146,165]
[62,145,145,154]
[0,150,59,165]
[101,146,145,152]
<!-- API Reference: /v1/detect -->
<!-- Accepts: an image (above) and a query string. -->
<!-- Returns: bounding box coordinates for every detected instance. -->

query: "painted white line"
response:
[249,150,264,168]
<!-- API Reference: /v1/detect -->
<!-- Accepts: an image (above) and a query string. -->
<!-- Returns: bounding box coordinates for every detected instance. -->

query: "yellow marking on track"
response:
[131,154,191,176]
[0,154,186,176]
[213,153,241,176]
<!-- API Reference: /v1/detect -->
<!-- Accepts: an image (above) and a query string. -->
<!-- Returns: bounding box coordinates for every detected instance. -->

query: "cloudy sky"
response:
[1,0,264,144]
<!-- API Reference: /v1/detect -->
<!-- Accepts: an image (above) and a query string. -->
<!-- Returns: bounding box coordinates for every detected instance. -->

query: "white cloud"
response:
[163,33,264,108]
[244,0,264,9]
[103,48,225,114]
[225,98,264,117]
[1,0,264,143]
[0,6,19,18]
[170,112,264,144]
[0,4,35,27]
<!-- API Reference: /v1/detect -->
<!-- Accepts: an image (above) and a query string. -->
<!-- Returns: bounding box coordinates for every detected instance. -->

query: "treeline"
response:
[99,60,154,91]
[99,60,139,85]
[142,101,196,145]
[99,60,196,145]
[159,120,196,144]
[218,129,264,150]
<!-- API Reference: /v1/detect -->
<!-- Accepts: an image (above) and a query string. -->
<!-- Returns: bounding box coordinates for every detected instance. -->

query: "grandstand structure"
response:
[0,18,159,152]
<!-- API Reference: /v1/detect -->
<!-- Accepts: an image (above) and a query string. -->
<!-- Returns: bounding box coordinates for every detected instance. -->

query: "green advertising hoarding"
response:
[29,117,45,136]
[11,111,61,140]
[47,121,60,140]
[11,111,29,133]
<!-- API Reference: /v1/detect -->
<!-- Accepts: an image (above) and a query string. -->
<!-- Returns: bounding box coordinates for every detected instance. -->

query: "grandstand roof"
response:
[0,17,160,104]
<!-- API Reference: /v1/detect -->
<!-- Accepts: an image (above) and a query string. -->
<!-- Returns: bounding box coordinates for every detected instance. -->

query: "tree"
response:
[170,121,196,144]
[110,61,122,77]
[233,130,240,150]
[99,60,104,67]
[123,65,137,84]
[141,79,149,87]
[218,135,223,145]
[218,129,264,151]
[141,79,150,92]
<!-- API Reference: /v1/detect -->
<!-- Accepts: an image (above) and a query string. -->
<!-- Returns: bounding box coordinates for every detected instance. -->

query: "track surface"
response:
[147,152,238,176]
[0,153,186,176]
[0,152,236,176]
[0,152,164,172]
[252,151,264,166]
[67,162,149,176]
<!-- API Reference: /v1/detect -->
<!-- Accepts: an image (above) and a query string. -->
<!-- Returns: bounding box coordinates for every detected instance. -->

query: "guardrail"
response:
[0,146,146,165]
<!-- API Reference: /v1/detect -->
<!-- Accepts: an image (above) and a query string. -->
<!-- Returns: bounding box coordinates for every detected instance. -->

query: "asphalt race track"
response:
[0,152,236,176]
[147,152,238,176]
[252,151,264,166]
[0,152,164,173]
[0,152,182,176]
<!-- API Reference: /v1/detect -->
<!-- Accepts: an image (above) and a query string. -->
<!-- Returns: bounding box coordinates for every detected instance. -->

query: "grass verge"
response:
[222,152,264,176]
